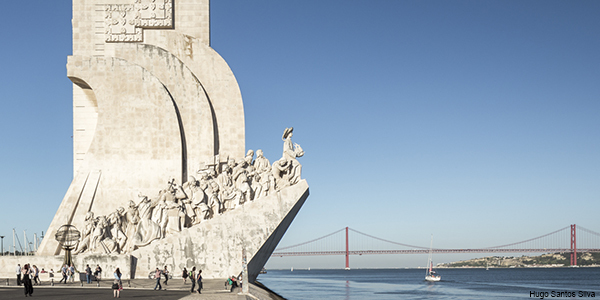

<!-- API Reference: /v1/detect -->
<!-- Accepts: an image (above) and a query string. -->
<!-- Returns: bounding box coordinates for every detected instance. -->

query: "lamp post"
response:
[0,236,4,256]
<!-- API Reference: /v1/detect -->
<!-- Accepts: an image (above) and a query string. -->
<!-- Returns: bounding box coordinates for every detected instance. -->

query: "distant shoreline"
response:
[263,265,600,271]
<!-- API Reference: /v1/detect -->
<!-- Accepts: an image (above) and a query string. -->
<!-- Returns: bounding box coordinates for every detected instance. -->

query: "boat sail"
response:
[425,235,441,282]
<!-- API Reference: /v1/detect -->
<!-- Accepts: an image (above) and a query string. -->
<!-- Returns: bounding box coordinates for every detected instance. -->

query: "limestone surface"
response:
[33,0,309,281]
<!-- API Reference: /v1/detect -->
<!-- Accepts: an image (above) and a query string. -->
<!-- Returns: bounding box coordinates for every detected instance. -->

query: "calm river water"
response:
[257,268,600,299]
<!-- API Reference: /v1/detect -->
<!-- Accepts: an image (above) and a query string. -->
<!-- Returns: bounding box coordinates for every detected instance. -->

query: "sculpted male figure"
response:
[272,158,291,190]
[75,212,95,254]
[124,200,140,252]
[181,177,199,227]
[134,196,162,248]
[282,127,304,185]
[233,158,253,204]
[108,208,127,253]
[217,164,240,211]
[253,150,270,173]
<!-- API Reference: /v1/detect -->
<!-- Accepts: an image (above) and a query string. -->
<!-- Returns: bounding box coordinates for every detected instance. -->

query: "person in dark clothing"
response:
[163,266,169,285]
[196,270,203,294]
[189,267,196,293]
[22,264,33,297]
[85,264,93,284]
[16,264,22,286]
[182,267,188,284]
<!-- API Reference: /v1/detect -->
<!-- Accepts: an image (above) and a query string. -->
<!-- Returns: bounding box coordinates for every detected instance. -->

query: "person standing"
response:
[189,267,196,293]
[85,264,92,284]
[163,265,169,286]
[182,267,188,284]
[113,267,122,298]
[95,264,102,282]
[16,264,22,286]
[196,270,203,294]
[153,268,162,291]
[22,264,33,297]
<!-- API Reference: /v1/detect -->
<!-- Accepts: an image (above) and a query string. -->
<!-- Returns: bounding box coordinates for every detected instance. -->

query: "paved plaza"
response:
[0,277,279,300]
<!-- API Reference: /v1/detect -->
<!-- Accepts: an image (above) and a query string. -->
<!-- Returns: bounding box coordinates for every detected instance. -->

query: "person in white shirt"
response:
[16,264,22,286]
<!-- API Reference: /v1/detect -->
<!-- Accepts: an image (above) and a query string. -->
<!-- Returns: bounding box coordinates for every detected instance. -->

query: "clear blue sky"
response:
[1,1,599,268]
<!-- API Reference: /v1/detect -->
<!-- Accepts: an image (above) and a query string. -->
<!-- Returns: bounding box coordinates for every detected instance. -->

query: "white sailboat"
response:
[425,235,441,282]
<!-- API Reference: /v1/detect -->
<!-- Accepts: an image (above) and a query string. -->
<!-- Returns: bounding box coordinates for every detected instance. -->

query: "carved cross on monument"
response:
[104,0,174,42]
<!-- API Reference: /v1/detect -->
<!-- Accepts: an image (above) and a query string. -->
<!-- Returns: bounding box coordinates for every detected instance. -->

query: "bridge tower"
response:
[345,227,350,270]
[570,224,577,266]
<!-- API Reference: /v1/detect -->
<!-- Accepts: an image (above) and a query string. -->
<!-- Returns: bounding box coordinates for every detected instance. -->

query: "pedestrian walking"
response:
[59,265,68,284]
[22,264,33,297]
[113,267,122,298]
[189,267,196,293]
[33,265,40,285]
[85,264,92,284]
[182,267,188,284]
[153,268,162,291]
[163,265,169,285]
[16,264,22,286]
[196,270,203,294]
[69,264,75,282]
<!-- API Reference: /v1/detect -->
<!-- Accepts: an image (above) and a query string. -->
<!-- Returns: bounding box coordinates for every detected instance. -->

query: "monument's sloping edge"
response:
[247,187,310,282]
[128,180,309,279]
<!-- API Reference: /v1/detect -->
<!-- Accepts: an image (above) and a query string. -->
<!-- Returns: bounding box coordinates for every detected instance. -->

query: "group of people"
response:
[182,267,203,293]
[152,265,169,291]
[73,128,305,255]
[16,263,39,297]
[84,264,103,284]
[153,266,202,293]
[15,262,245,296]
[58,264,76,284]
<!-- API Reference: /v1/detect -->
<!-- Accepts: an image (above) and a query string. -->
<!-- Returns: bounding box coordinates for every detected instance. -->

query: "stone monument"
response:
[31,0,309,282]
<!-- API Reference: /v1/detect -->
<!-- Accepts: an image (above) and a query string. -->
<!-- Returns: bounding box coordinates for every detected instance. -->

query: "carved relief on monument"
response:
[104,0,174,43]
[74,128,305,255]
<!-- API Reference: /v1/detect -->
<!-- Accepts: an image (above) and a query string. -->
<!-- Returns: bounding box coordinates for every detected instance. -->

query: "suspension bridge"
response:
[272,224,600,268]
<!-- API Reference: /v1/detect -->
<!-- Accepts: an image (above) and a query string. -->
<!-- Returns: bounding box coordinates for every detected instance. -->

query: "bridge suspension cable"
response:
[348,228,429,250]
[485,225,570,249]
[275,228,345,251]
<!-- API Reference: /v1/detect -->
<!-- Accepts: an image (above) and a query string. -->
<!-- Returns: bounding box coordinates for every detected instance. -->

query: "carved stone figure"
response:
[91,216,108,252]
[160,186,185,234]
[74,212,95,254]
[207,181,222,216]
[253,149,271,173]
[245,149,255,166]
[282,127,304,185]
[233,158,253,204]
[217,164,240,212]
[124,200,141,252]
[133,196,162,248]
[108,208,127,253]
[272,158,291,190]
[181,177,198,227]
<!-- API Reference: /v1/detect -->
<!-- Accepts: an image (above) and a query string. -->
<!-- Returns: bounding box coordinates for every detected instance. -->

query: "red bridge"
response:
[272,224,600,268]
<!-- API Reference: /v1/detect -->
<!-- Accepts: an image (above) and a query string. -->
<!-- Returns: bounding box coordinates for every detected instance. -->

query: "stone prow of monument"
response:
[26,0,310,281]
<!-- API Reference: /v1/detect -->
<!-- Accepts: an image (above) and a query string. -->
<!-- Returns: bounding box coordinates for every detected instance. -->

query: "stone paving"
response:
[0,277,282,300]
